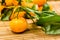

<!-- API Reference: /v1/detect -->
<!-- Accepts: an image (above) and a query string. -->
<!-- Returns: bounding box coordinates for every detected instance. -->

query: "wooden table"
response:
[0,1,60,40]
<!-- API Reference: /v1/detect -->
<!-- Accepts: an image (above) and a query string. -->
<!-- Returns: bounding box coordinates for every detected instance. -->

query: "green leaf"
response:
[14,6,24,13]
[1,9,13,21]
[20,6,60,34]
[36,11,56,25]
[42,3,50,11]
[14,7,20,12]
[36,14,60,34]
[20,7,41,19]
[43,23,60,34]
[32,4,38,10]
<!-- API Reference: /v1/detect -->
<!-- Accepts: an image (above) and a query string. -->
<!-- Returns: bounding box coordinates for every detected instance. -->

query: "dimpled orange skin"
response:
[33,0,46,6]
[9,18,28,33]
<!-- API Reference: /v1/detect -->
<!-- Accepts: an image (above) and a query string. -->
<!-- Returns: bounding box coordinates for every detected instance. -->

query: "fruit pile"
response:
[0,0,48,20]
[0,0,47,33]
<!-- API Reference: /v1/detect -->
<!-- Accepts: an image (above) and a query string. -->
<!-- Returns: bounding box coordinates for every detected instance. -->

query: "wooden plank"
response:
[0,25,60,40]
[48,1,60,15]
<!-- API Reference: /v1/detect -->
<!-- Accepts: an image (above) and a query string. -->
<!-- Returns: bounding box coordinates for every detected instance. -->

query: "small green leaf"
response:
[42,3,50,11]
[1,9,13,21]
[32,4,38,10]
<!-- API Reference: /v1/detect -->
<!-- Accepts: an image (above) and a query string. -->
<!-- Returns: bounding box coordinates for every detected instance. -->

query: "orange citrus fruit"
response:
[5,0,13,6]
[21,0,27,7]
[5,0,18,6]
[21,0,34,8]
[18,11,26,18]
[33,0,46,6]
[12,0,18,6]
[0,5,5,12]
[10,11,26,20]
[9,17,28,33]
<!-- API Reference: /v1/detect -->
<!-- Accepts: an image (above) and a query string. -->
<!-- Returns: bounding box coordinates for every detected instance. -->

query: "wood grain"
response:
[48,1,60,15]
[0,1,60,40]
